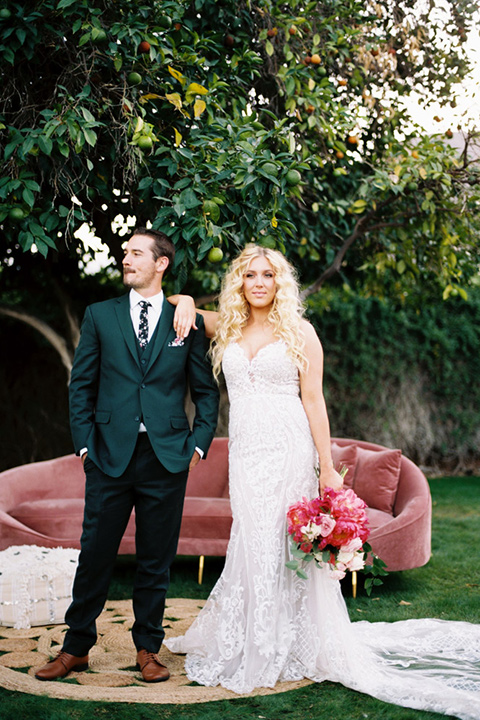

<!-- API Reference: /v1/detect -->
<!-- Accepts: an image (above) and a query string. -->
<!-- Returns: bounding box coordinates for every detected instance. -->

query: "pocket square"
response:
[168,337,185,347]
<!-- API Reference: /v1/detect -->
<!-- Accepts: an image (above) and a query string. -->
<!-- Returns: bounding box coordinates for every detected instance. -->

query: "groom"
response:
[35,227,219,683]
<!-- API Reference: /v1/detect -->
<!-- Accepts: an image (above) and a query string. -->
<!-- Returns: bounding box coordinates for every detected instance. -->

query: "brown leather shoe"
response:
[136,649,170,683]
[35,650,89,681]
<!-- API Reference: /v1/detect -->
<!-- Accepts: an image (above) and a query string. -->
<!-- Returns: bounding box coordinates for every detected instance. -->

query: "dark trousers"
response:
[63,433,188,656]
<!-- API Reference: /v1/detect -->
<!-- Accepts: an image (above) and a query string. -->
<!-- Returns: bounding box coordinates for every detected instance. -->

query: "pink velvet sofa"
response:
[0,437,431,584]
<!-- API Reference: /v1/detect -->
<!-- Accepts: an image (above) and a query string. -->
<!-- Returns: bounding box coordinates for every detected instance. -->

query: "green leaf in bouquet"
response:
[296,568,309,580]
[291,546,307,559]
[286,560,300,571]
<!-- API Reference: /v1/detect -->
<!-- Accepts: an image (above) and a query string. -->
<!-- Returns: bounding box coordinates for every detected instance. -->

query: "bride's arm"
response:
[167,295,219,339]
[299,320,343,494]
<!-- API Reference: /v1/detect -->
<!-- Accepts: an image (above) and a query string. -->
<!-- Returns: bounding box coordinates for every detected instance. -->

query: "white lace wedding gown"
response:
[166,341,480,719]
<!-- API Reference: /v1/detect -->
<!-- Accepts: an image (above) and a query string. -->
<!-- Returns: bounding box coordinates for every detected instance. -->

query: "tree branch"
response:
[300,205,419,300]
[0,308,73,381]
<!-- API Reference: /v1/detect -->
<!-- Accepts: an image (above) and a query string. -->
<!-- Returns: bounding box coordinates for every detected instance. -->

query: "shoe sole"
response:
[35,663,89,681]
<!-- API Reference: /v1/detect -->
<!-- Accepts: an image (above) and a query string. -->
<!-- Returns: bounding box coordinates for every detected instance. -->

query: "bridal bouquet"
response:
[286,481,386,593]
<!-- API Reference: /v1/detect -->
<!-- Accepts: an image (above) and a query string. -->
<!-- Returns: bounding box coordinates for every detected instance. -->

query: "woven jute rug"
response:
[0,598,312,704]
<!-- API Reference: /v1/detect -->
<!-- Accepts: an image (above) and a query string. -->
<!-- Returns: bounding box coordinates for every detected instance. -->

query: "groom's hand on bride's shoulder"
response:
[173,295,197,339]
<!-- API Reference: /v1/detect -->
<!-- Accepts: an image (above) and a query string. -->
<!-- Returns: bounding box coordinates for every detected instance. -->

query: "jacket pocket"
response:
[95,410,111,424]
[170,416,190,429]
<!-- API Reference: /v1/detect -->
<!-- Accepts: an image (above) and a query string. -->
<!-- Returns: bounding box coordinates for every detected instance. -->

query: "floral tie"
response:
[138,300,151,349]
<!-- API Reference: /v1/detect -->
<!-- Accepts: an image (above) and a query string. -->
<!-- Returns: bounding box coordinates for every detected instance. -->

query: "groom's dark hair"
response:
[132,226,175,274]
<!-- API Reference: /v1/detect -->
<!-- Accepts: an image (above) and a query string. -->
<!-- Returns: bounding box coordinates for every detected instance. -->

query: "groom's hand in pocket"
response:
[189,450,201,471]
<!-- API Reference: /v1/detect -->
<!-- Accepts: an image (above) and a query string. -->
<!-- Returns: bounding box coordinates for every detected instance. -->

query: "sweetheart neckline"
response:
[232,339,284,364]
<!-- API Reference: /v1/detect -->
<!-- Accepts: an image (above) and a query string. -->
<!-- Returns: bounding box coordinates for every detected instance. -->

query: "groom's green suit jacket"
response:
[69,293,219,477]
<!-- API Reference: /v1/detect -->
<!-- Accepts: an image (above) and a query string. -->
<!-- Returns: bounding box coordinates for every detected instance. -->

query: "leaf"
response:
[24,180,41,191]
[81,107,96,123]
[38,135,53,155]
[186,82,208,96]
[83,128,97,147]
[181,188,202,209]
[352,199,367,213]
[193,99,206,118]
[22,188,35,207]
[16,28,27,46]
[34,239,49,258]
[168,66,186,85]
[78,32,91,47]
[419,167,427,179]
[57,0,78,8]
[285,560,299,570]
[139,93,162,104]
[174,127,182,146]
[265,39,274,56]
[166,93,182,111]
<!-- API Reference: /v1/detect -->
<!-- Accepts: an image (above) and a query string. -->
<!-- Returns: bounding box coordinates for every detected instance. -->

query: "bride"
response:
[166,244,480,719]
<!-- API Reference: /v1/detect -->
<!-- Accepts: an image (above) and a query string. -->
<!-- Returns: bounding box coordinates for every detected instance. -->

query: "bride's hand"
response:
[319,466,344,495]
[173,296,197,339]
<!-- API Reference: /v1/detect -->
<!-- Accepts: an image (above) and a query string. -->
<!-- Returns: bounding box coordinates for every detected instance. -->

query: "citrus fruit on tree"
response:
[127,72,142,86]
[208,247,223,263]
[157,16,172,29]
[261,162,278,177]
[286,169,301,186]
[137,136,153,151]
[8,207,25,221]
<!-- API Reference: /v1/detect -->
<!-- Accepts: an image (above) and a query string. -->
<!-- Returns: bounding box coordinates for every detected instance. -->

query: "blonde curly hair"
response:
[210,244,308,378]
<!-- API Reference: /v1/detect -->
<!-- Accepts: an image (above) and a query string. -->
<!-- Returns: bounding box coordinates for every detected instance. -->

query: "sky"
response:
[403,11,480,134]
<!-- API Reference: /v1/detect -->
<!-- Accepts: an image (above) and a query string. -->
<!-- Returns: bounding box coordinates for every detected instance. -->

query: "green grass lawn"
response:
[1,476,478,720]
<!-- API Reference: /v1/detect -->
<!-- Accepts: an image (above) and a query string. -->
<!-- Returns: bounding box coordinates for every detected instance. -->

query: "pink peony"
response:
[286,486,371,581]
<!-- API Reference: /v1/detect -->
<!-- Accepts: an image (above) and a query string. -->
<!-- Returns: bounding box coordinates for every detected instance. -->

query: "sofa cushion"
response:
[180,497,232,539]
[11,499,85,537]
[365,507,395,533]
[331,442,357,488]
[352,447,402,514]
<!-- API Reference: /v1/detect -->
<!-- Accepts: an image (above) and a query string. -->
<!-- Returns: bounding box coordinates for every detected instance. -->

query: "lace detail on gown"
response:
[165,341,480,719]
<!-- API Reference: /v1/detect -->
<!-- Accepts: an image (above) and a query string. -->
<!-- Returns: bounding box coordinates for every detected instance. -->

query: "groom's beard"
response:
[123,268,155,290]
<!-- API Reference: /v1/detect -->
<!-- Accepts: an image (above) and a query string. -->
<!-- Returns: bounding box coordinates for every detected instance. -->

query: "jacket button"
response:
[135,416,140,422]
[141,383,146,389]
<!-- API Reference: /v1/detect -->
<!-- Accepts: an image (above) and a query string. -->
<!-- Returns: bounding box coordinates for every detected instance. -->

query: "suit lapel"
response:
[146,298,174,372]
[114,294,140,367]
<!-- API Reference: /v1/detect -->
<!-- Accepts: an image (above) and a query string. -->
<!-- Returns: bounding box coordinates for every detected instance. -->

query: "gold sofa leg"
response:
[351,570,357,598]
[198,555,205,585]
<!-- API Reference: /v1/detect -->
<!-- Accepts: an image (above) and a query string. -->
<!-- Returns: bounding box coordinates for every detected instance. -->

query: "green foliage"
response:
[0,0,479,298]
[308,287,480,466]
